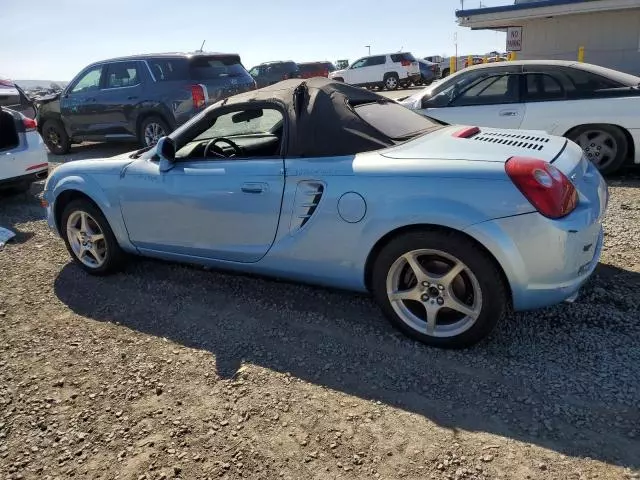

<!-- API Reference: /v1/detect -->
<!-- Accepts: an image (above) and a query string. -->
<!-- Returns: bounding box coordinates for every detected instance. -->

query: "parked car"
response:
[414,60,439,86]
[43,78,607,349]
[0,107,48,193]
[0,77,36,119]
[248,61,301,88]
[297,61,337,79]
[397,60,640,174]
[36,52,256,155]
[328,53,420,90]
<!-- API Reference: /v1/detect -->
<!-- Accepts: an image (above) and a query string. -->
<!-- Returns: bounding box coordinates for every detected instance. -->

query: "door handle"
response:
[241,182,267,194]
[127,96,138,100]
[86,97,96,102]
[499,110,518,117]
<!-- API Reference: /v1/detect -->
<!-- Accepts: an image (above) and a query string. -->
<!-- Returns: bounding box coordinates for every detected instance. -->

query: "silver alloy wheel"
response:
[574,130,618,170]
[143,122,166,147]
[385,76,398,89]
[386,249,483,338]
[66,211,107,269]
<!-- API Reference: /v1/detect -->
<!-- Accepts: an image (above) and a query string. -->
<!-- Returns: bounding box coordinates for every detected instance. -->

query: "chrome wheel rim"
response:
[386,77,398,89]
[143,122,165,146]
[386,249,483,338]
[66,211,107,268]
[575,130,618,170]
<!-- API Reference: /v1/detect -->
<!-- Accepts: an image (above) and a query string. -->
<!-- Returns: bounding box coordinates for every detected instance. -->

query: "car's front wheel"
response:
[61,199,125,275]
[371,230,507,349]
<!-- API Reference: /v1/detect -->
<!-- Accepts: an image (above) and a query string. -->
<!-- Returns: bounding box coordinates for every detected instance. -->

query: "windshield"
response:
[354,101,441,139]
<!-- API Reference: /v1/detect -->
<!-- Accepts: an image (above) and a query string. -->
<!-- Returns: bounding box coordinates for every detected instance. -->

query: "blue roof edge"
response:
[456,0,602,18]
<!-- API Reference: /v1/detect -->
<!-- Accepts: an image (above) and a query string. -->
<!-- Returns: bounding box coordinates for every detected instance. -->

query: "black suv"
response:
[37,52,256,154]
[247,61,301,89]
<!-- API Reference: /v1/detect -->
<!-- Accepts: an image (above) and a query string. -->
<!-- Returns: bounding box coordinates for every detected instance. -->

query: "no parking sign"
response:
[506,26,523,52]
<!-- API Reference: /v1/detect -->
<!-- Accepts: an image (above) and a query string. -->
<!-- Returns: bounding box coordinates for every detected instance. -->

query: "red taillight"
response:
[23,117,37,132]
[401,60,411,67]
[191,84,205,109]
[505,156,578,219]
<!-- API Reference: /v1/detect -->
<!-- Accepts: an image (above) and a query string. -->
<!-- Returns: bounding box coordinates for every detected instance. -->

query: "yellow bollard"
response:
[578,46,585,62]
[483,56,488,63]
[467,55,473,68]
[450,56,456,74]
[509,51,517,61]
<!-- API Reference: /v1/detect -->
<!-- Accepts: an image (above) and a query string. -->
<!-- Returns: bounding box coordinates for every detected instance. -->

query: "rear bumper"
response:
[0,168,48,190]
[467,213,604,311]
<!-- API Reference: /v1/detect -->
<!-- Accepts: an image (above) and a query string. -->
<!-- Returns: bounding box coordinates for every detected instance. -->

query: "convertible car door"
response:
[118,156,285,263]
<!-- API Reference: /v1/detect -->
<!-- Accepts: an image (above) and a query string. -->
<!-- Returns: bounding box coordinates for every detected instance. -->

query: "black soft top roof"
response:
[219,77,408,157]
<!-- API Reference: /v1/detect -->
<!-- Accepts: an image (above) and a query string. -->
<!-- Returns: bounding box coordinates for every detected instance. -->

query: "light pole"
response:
[365,45,371,56]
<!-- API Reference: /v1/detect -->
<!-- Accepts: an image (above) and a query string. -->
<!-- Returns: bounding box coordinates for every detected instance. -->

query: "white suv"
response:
[329,53,420,90]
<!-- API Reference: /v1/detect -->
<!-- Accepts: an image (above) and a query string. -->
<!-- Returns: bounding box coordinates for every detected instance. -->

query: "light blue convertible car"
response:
[43,78,608,348]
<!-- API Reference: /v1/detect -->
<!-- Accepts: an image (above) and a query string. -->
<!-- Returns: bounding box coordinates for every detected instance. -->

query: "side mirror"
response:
[156,136,176,172]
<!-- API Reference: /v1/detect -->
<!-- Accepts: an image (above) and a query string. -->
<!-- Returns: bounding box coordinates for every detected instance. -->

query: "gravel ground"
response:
[0,145,639,480]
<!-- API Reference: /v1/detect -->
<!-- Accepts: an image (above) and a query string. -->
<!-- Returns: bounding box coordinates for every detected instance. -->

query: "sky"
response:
[1,0,509,81]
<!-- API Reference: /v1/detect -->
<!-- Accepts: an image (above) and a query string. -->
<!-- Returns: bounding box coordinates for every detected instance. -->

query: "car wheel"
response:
[42,120,70,155]
[384,74,399,91]
[371,230,507,349]
[139,116,170,148]
[441,69,450,78]
[61,199,126,275]
[333,77,344,82]
[568,125,628,175]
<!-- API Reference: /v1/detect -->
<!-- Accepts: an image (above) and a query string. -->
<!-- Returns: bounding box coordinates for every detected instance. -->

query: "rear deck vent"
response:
[472,131,550,151]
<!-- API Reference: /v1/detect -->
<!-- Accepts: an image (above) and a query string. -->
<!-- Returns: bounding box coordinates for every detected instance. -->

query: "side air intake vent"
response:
[472,131,550,151]
[289,181,325,233]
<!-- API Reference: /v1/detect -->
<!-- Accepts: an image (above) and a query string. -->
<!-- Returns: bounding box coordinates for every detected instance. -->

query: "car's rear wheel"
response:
[371,230,507,349]
[568,125,628,175]
[384,74,399,91]
[139,116,170,148]
[333,77,344,82]
[61,199,125,275]
[42,120,70,155]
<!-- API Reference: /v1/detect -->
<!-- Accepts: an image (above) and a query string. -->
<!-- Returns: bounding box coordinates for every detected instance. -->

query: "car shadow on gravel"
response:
[53,259,640,470]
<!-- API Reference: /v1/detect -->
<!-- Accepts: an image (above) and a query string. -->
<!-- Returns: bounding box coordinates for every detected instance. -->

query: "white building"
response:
[456,0,640,75]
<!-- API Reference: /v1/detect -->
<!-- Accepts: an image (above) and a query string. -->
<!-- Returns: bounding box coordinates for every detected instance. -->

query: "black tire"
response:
[371,230,507,349]
[42,119,70,155]
[441,69,450,78]
[567,125,628,175]
[138,115,171,148]
[333,77,344,83]
[383,74,399,91]
[61,199,126,276]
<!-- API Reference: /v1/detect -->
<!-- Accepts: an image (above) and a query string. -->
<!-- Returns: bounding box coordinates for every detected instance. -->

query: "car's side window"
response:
[366,56,386,67]
[524,73,565,102]
[104,62,140,89]
[450,74,521,107]
[69,66,103,94]
[423,70,493,108]
[174,107,285,161]
[350,59,367,69]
